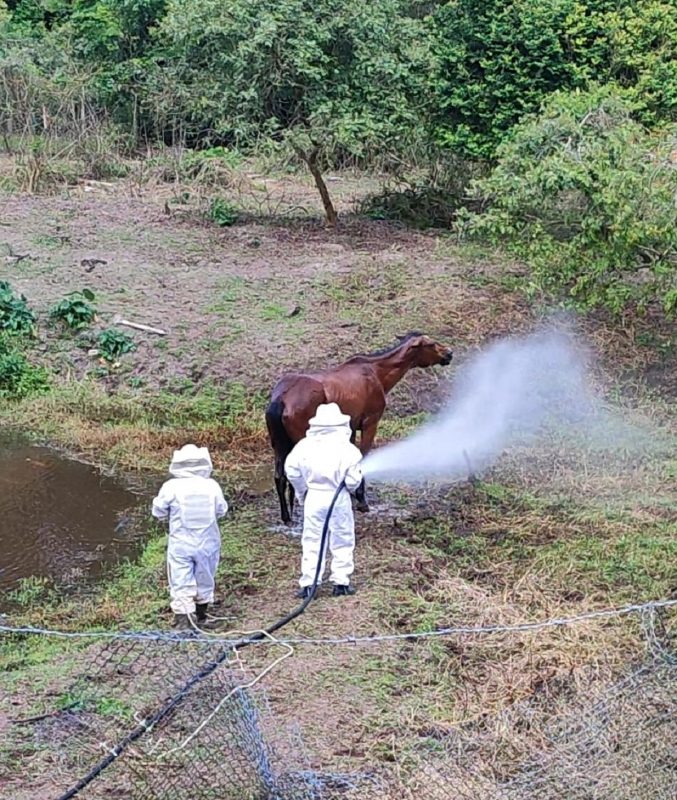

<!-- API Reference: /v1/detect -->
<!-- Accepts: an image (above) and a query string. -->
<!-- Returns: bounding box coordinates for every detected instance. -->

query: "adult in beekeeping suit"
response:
[285,403,363,598]
[152,445,228,629]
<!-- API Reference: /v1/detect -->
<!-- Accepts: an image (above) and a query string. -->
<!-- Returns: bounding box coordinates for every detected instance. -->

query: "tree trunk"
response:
[297,146,338,227]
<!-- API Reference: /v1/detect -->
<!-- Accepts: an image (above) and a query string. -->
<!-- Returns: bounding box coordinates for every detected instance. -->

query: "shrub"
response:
[0,281,36,335]
[0,334,49,399]
[208,197,239,227]
[458,88,677,317]
[359,154,485,228]
[97,328,136,362]
[50,289,96,331]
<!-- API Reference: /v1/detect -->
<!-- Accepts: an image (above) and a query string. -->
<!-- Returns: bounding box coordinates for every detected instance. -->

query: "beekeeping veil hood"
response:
[307,403,352,438]
[169,444,213,479]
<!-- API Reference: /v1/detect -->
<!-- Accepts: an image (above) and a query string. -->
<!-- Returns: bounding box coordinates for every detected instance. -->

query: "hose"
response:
[56,479,348,799]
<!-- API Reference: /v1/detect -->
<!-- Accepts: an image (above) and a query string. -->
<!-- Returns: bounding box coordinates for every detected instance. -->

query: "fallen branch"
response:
[112,314,167,336]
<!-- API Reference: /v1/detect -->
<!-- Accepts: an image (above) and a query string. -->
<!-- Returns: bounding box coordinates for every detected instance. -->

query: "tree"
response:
[429,0,677,161]
[430,0,591,160]
[458,87,677,317]
[152,0,432,224]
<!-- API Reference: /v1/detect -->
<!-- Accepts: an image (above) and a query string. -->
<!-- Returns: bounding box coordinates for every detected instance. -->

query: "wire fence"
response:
[1,601,675,799]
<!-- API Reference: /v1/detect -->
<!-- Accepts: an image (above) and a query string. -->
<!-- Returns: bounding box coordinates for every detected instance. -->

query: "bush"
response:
[430,1,677,161]
[0,281,36,335]
[458,88,677,316]
[97,328,136,363]
[360,155,484,228]
[0,334,49,399]
[50,289,96,331]
[208,197,239,227]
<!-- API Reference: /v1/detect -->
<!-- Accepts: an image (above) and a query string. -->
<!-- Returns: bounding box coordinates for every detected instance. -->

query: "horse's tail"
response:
[265,398,295,465]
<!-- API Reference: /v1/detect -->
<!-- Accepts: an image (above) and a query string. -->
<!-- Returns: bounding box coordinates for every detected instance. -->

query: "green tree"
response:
[605,2,677,126]
[458,87,677,317]
[431,0,589,159]
[430,0,677,160]
[152,0,432,224]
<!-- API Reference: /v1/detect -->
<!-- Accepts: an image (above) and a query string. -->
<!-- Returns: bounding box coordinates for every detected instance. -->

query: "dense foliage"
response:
[458,88,677,315]
[431,0,677,159]
[1,0,676,315]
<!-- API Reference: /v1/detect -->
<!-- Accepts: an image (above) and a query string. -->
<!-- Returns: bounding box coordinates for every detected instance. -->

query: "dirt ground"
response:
[1,175,538,410]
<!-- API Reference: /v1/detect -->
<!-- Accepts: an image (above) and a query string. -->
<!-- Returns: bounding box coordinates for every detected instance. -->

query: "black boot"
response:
[195,603,217,630]
[295,586,314,599]
[332,584,356,597]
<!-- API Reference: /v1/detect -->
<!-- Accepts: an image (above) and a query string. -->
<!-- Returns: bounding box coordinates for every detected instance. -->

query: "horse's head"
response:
[401,333,453,368]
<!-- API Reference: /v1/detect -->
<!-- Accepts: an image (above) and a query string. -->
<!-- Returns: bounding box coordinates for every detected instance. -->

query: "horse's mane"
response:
[347,331,425,363]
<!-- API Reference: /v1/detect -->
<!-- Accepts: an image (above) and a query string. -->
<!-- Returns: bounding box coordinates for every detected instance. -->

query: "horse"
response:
[265,332,453,524]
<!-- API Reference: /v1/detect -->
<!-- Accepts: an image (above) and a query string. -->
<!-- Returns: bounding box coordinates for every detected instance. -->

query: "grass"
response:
[0,380,269,477]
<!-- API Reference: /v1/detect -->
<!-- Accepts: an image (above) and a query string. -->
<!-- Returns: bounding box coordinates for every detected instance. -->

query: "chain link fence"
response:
[1,604,675,800]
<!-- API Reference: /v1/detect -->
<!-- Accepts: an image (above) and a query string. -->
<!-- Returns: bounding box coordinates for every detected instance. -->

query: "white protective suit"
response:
[152,445,228,615]
[284,403,363,588]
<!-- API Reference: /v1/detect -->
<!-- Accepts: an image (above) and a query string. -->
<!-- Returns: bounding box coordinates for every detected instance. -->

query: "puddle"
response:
[239,464,275,496]
[0,434,141,593]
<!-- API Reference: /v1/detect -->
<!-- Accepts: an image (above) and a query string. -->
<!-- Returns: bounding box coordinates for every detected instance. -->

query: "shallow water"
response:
[0,434,141,593]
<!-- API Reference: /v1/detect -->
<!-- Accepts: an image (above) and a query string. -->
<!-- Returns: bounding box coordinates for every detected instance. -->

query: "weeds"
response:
[0,334,49,400]
[208,197,240,227]
[96,328,136,363]
[49,290,96,331]
[6,576,57,608]
[0,282,36,335]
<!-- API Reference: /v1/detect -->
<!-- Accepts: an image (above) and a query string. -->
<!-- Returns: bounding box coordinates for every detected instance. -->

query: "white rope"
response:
[2,598,675,648]
[156,628,294,759]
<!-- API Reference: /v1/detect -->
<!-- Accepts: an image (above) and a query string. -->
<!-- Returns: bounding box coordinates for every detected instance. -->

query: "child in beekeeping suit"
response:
[285,403,363,598]
[152,445,228,629]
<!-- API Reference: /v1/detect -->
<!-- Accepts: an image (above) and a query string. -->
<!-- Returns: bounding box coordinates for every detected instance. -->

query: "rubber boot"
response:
[295,586,314,600]
[332,584,356,597]
[195,603,217,630]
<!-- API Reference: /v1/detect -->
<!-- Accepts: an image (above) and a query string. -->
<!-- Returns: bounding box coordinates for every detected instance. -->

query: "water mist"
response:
[362,326,599,484]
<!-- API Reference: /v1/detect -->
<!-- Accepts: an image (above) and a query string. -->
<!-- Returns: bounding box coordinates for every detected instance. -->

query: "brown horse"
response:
[266,332,453,523]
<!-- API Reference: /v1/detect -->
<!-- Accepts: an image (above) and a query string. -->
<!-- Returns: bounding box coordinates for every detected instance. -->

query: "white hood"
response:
[169,444,213,479]
[307,403,352,439]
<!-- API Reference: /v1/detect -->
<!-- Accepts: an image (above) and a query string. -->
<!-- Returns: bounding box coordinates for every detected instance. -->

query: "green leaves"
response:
[208,197,239,227]
[155,0,432,163]
[0,333,49,400]
[0,282,36,336]
[97,328,136,363]
[431,0,677,160]
[459,87,677,317]
[49,290,97,331]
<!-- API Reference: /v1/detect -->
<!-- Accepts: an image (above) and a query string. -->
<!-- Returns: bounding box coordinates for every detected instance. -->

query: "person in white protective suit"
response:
[152,445,228,629]
[285,403,363,598]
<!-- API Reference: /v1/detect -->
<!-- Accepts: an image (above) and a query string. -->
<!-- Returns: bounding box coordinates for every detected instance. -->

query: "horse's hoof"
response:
[356,503,370,514]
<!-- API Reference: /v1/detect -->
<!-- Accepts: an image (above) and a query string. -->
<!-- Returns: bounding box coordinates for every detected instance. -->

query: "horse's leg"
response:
[355,416,380,513]
[275,456,291,525]
[287,480,296,522]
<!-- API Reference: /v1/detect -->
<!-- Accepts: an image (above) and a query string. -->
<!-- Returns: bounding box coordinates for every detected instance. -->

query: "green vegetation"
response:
[0,333,49,399]
[96,328,136,363]
[50,289,96,331]
[0,281,36,335]
[458,88,677,315]
[208,197,239,227]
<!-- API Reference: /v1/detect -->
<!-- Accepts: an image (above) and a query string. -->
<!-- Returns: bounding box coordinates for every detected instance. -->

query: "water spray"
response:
[361,326,597,485]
